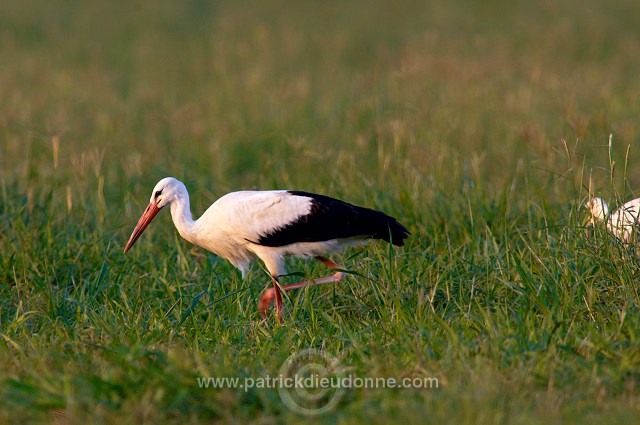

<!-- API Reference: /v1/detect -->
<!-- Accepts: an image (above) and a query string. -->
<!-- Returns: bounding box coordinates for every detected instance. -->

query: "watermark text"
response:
[196,374,439,391]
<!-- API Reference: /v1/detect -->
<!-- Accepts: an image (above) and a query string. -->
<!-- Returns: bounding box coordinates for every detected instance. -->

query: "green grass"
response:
[2,0,640,423]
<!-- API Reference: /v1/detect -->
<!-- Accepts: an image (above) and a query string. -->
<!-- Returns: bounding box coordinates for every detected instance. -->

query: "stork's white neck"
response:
[588,198,609,222]
[169,192,197,244]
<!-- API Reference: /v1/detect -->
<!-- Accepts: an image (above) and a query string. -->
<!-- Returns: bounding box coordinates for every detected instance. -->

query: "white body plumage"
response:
[586,197,640,241]
[175,188,364,278]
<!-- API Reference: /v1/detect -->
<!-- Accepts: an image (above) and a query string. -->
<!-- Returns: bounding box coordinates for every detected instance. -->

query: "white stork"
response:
[586,197,640,241]
[124,177,410,321]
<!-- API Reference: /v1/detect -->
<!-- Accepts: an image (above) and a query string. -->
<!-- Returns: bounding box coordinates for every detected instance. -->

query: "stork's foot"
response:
[257,256,347,321]
[259,277,284,322]
[258,287,277,319]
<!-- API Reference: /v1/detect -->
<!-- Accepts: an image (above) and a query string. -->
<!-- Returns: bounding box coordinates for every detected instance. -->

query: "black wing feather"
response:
[257,191,410,247]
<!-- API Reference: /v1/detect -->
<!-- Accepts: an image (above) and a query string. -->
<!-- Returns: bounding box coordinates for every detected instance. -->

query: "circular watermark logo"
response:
[278,348,345,416]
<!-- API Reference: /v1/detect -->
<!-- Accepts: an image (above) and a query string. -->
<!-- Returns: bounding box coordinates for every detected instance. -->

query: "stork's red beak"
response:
[124,202,162,253]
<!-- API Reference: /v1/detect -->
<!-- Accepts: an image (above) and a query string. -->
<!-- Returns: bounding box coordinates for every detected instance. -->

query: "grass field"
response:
[2,0,640,423]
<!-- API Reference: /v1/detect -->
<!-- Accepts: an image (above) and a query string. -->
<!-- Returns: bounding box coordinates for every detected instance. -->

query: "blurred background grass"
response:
[3,0,640,197]
[2,0,640,423]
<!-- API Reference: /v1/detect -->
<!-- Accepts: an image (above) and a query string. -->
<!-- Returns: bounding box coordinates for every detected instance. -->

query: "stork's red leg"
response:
[258,256,347,318]
[259,275,284,322]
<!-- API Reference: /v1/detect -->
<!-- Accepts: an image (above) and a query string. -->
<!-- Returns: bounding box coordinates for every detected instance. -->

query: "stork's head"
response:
[149,177,187,209]
[124,177,186,253]
[585,197,609,222]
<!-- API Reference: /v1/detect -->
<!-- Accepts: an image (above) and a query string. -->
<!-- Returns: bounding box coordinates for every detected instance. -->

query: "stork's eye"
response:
[155,190,163,198]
